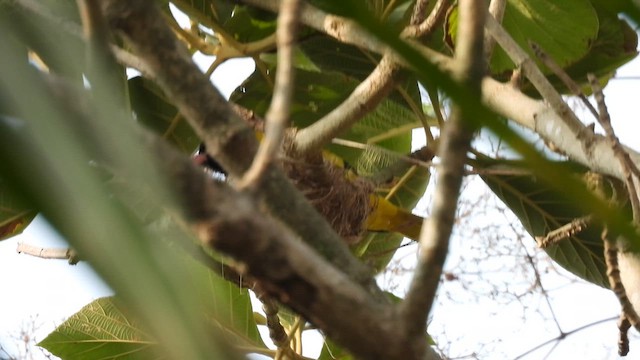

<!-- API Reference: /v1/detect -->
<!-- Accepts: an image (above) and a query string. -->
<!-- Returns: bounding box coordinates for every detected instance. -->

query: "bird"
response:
[194,142,425,242]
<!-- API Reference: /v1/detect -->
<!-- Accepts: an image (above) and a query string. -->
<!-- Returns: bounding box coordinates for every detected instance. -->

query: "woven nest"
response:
[228,108,374,243]
[281,136,373,244]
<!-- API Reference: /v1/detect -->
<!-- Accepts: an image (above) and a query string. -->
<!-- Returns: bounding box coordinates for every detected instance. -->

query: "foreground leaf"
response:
[128,76,200,154]
[39,297,157,360]
[39,254,264,359]
[0,178,36,241]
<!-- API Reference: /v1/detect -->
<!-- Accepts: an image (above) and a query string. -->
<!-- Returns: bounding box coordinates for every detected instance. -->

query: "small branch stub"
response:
[16,243,79,265]
[535,216,592,248]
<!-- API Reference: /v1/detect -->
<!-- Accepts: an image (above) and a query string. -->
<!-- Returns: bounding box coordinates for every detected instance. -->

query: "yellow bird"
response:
[366,195,424,241]
[195,141,425,242]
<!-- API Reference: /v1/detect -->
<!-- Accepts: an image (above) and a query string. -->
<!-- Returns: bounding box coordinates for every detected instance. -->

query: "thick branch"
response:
[145,133,441,360]
[400,0,485,344]
[100,0,381,293]
[480,78,640,180]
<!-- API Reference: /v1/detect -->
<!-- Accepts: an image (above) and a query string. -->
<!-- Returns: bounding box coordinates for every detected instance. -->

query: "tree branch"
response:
[400,0,485,344]
[16,243,79,264]
[480,78,640,181]
[143,132,441,360]
[588,74,640,222]
[402,0,451,38]
[240,0,453,71]
[292,54,398,155]
[483,0,506,60]
[239,0,301,188]
[100,0,382,294]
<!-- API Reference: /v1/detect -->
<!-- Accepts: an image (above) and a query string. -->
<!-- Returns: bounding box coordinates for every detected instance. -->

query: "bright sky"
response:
[1,10,640,360]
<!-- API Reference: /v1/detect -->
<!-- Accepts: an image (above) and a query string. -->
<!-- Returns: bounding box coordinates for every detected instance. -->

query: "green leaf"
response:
[0,179,36,241]
[298,36,378,79]
[480,160,609,288]
[297,35,423,108]
[181,256,265,348]
[1,0,85,82]
[39,297,157,360]
[356,167,429,271]
[170,0,236,27]
[491,0,600,75]
[128,76,200,154]
[543,4,638,93]
[447,0,600,76]
[318,338,354,360]
[39,256,264,359]
[221,6,277,43]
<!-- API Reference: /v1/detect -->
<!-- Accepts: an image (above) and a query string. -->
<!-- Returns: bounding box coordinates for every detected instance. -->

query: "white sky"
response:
[1,10,640,360]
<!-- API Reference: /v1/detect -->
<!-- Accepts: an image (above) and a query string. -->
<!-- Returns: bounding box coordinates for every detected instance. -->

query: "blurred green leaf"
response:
[0,178,36,241]
[296,35,423,108]
[182,256,265,348]
[0,17,229,359]
[170,0,236,26]
[1,0,85,82]
[221,5,277,43]
[232,68,418,166]
[129,76,200,154]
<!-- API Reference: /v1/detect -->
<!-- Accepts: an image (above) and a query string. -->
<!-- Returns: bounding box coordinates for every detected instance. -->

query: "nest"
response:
[226,107,375,243]
[280,138,373,244]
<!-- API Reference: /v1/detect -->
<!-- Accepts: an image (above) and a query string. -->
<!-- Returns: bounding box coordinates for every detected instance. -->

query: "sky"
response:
[1,9,640,360]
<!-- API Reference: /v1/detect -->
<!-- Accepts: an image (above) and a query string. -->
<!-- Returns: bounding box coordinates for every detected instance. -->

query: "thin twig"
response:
[588,73,640,222]
[330,138,433,169]
[518,235,564,333]
[602,228,640,331]
[402,0,451,38]
[618,315,631,356]
[513,316,619,360]
[535,216,592,248]
[238,0,301,188]
[484,14,593,146]
[400,0,485,343]
[530,42,599,120]
[256,295,289,350]
[16,243,79,264]
[483,0,506,61]
[408,0,430,26]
